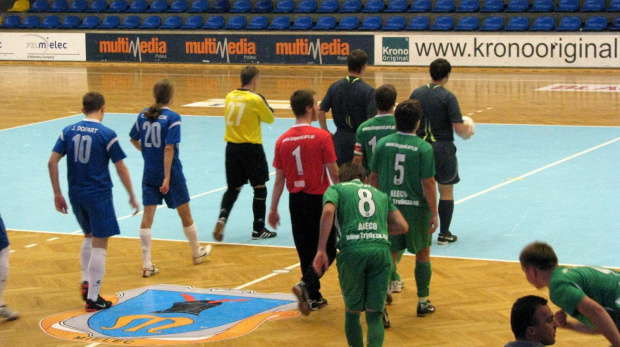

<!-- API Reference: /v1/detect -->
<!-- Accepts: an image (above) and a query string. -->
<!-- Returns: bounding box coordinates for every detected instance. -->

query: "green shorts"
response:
[389,206,432,254]
[337,246,392,312]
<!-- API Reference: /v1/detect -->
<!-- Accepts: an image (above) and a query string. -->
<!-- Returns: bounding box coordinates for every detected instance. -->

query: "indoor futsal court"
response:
[0,63,618,346]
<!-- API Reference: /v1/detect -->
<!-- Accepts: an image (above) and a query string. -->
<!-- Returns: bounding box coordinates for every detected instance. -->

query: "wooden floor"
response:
[0,62,618,347]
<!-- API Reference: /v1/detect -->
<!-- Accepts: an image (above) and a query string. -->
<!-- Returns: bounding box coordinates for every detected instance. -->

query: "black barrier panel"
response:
[86,33,374,65]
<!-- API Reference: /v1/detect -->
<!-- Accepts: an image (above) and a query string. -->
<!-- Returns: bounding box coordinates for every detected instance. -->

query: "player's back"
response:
[224,89,274,144]
[411,84,460,142]
[355,114,396,169]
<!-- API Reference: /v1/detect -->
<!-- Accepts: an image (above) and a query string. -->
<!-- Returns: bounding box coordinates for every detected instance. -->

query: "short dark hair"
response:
[339,162,366,183]
[519,242,559,271]
[145,79,174,121]
[394,99,422,133]
[82,92,105,114]
[430,58,452,81]
[510,295,548,340]
[240,65,259,86]
[347,49,368,74]
[375,84,397,112]
[290,89,316,117]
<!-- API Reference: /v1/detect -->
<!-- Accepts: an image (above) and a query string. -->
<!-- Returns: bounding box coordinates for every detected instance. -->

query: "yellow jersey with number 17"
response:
[224,88,275,144]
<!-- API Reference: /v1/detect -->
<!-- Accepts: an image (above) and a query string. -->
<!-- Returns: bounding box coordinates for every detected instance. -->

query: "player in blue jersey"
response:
[0,214,19,321]
[130,79,211,277]
[48,92,140,312]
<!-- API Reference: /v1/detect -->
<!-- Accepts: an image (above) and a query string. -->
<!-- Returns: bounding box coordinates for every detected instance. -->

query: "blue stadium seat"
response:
[107,0,128,12]
[583,15,607,30]
[266,15,288,28]
[203,15,225,27]
[59,14,80,27]
[362,0,385,12]
[50,0,69,12]
[505,0,528,11]
[296,0,317,12]
[432,0,455,12]
[556,15,581,30]
[313,15,336,28]
[607,0,620,11]
[273,0,294,11]
[20,15,41,28]
[505,16,529,30]
[224,14,246,28]
[118,14,141,28]
[556,0,579,11]
[99,15,121,28]
[339,0,362,12]
[247,15,269,28]
[181,15,203,27]
[209,0,230,11]
[290,15,313,28]
[456,0,479,12]
[188,0,209,12]
[407,15,430,29]
[78,15,99,28]
[29,0,49,12]
[147,0,168,12]
[67,0,87,12]
[455,15,479,29]
[126,0,148,12]
[385,0,408,12]
[581,0,604,11]
[230,0,251,11]
[40,15,61,27]
[140,15,162,28]
[530,16,554,30]
[359,15,382,29]
[431,15,453,29]
[336,15,359,29]
[317,0,339,11]
[480,15,503,29]
[168,0,189,11]
[480,0,503,12]
[253,0,273,12]
[161,15,182,28]
[530,0,553,12]
[1,15,21,27]
[383,15,405,29]
[86,0,108,12]
[409,0,431,11]
[610,16,620,29]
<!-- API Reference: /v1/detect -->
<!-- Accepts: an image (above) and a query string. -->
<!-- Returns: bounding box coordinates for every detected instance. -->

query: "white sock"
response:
[418,297,429,304]
[80,238,92,282]
[87,247,107,301]
[139,228,152,269]
[0,247,9,306]
[183,224,200,256]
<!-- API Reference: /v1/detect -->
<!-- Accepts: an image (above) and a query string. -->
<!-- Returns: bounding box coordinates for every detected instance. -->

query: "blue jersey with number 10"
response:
[52,119,126,203]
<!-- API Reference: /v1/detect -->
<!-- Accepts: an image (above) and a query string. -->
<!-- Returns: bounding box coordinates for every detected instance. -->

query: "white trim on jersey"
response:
[106,137,118,152]
[169,121,181,129]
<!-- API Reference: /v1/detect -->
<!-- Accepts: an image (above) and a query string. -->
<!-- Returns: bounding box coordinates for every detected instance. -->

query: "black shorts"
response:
[431,141,460,185]
[225,142,269,188]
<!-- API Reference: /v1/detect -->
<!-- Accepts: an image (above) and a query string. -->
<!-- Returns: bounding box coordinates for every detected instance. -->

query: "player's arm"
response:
[47,151,68,214]
[256,95,275,124]
[268,169,286,229]
[422,176,439,234]
[369,172,379,189]
[575,296,620,346]
[114,160,140,215]
[313,202,336,276]
[318,110,329,132]
[326,162,339,184]
[130,138,141,151]
[387,209,408,235]
[159,144,174,194]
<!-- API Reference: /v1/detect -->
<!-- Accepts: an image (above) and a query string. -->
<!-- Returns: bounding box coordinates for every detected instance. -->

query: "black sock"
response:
[219,188,240,219]
[438,199,454,236]
[253,187,267,231]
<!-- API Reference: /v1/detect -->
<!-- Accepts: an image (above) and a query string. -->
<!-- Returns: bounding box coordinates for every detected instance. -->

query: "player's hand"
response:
[268,210,280,229]
[159,178,170,195]
[129,196,140,216]
[554,309,567,328]
[54,194,68,214]
[428,213,438,234]
[313,250,329,276]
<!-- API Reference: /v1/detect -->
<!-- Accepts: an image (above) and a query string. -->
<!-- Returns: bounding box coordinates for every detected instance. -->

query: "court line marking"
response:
[234,263,301,290]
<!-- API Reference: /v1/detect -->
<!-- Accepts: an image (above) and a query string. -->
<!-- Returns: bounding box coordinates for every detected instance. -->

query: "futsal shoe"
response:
[213,217,226,242]
[386,290,393,305]
[390,280,404,293]
[142,264,159,277]
[309,297,328,311]
[417,301,435,317]
[437,233,458,245]
[0,305,19,321]
[81,281,89,301]
[193,245,213,264]
[292,282,311,316]
[252,228,277,240]
[85,296,113,312]
[382,308,391,328]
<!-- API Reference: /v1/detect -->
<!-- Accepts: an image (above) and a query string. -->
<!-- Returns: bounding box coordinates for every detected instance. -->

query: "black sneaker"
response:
[386,290,393,305]
[292,282,311,316]
[252,228,277,240]
[81,281,89,301]
[437,233,457,245]
[309,297,328,311]
[417,301,435,317]
[85,296,113,312]
[382,308,390,328]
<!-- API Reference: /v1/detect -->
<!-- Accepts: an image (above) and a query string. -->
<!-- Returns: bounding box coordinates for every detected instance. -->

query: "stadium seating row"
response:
[22,0,620,14]
[1,12,618,29]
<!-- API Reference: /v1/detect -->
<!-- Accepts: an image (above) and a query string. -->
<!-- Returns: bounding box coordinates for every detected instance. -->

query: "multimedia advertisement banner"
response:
[86,33,374,65]
[0,32,86,61]
[375,33,619,68]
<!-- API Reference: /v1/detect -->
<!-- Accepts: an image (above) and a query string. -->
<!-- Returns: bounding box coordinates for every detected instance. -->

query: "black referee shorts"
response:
[431,141,460,185]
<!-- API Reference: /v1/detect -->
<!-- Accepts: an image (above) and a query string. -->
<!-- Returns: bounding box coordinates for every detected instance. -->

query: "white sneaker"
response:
[193,245,212,264]
[143,264,159,277]
[390,280,404,293]
[0,305,19,321]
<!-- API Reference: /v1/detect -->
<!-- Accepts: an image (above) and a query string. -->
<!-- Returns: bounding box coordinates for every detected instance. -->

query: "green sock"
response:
[365,311,384,347]
[414,261,432,298]
[390,250,405,282]
[345,311,363,347]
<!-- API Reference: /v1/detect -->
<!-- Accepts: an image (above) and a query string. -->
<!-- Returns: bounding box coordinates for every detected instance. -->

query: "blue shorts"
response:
[142,180,190,209]
[0,214,8,250]
[71,197,121,238]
